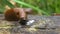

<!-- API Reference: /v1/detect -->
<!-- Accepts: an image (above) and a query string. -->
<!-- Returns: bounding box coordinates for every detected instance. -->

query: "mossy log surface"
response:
[0,14,60,34]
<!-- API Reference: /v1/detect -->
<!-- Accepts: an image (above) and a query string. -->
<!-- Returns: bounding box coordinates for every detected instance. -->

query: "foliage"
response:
[14,0,51,16]
[56,0,60,14]
[0,0,15,13]
[13,0,60,15]
[0,0,60,15]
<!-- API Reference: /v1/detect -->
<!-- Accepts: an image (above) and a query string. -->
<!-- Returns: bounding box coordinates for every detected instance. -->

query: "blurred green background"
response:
[0,0,60,16]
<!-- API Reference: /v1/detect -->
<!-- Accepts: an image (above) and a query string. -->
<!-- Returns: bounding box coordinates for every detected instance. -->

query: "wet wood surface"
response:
[0,14,60,34]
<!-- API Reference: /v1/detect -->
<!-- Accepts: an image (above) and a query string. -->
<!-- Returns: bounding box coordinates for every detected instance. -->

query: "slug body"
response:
[4,8,28,21]
[4,8,32,25]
